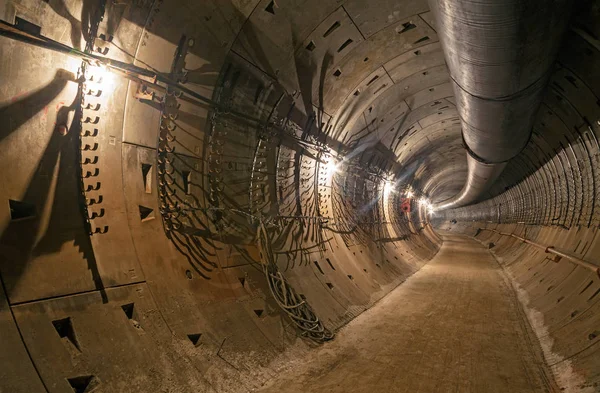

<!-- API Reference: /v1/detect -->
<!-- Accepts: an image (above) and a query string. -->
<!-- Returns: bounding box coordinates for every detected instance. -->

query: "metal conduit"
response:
[479,228,600,278]
[429,0,574,210]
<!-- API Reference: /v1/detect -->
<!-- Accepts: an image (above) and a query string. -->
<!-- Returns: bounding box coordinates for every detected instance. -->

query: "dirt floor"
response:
[258,233,552,393]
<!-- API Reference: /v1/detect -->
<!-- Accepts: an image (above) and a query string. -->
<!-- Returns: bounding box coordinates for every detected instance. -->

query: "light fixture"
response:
[326,158,339,180]
[86,64,116,96]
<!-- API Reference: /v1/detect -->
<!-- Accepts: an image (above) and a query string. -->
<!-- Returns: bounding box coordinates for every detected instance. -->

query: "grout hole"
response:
[254,309,264,317]
[187,333,202,346]
[186,270,193,279]
[314,261,325,275]
[141,163,153,194]
[52,317,81,352]
[326,282,334,289]
[414,36,430,44]
[67,375,99,393]
[121,303,136,320]
[326,258,335,270]
[367,75,379,86]
[182,170,191,194]
[9,199,36,221]
[347,275,353,280]
[264,1,275,14]
[579,281,593,294]
[323,21,341,37]
[306,41,316,51]
[139,205,155,222]
[398,21,416,34]
[337,38,353,53]
[333,69,342,77]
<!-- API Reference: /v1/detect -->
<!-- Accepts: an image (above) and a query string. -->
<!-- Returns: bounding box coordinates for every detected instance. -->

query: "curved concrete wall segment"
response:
[0,0,598,392]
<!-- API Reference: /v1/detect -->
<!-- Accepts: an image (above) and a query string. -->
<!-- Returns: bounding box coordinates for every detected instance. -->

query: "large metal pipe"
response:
[429,0,573,210]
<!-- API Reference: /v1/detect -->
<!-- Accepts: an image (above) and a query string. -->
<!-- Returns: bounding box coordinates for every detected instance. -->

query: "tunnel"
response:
[0,0,599,392]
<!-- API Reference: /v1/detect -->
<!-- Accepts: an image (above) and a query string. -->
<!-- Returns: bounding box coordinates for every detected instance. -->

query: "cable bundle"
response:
[258,224,334,343]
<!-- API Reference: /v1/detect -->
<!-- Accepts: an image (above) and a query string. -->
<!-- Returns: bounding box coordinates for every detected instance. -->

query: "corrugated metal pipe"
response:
[429,0,573,210]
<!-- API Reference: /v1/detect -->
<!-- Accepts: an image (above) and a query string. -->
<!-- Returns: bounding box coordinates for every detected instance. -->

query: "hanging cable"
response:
[257,223,334,343]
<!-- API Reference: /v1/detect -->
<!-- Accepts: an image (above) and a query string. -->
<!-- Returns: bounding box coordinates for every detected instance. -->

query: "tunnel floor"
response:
[258,234,551,393]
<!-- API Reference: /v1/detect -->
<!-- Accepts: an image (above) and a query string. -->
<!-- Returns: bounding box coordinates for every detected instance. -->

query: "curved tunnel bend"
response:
[0,1,599,392]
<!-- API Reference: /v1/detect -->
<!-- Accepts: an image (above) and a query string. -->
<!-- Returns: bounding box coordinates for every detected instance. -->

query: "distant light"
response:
[419,197,429,205]
[406,190,413,198]
[384,180,395,197]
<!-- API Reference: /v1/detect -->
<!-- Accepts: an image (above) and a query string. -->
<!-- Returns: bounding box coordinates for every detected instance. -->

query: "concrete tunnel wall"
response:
[0,0,598,392]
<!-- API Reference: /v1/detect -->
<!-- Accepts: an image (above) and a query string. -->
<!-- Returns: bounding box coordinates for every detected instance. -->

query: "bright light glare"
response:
[88,65,116,96]
[384,180,395,197]
[419,197,429,205]
[326,159,339,179]
[406,190,413,198]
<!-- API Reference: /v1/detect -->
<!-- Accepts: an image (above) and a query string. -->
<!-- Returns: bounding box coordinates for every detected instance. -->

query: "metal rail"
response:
[479,228,600,277]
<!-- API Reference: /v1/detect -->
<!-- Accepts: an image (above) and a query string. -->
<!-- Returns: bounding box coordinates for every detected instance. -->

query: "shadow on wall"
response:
[0,71,104,301]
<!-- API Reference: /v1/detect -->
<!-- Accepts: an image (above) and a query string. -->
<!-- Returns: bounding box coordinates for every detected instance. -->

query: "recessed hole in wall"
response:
[185,270,193,279]
[564,75,578,87]
[363,57,369,62]
[326,282,334,289]
[373,84,388,95]
[264,1,275,14]
[557,296,564,303]
[398,21,416,34]
[429,87,434,92]
[363,269,367,273]
[254,85,263,104]
[488,242,495,249]
[254,309,264,317]
[588,287,600,301]
[67,375,99,393]
[422,71,429,76]
[571,310,579,318]
[376,264,381,268]
[414,50,421,56]
[314,261,325,275]
[139,205,155,222]
[323,21,341,37]
[353,90,360,96]
[580,280,594,294]
[8,199,36,221]
[347,275,353,280]
[121,303,135,320]
[337,38,353,53]
[333,69,342,77]
[141,163,152,194]
[589,331,599,340]
[239,277,246,287]
[326,258,335,270]
[394,256,398,260]
[187,333,202,346]
[182,170,192,194]
[306,41,316,51]
[367,75,379,86]
[14,17,41,35]
[414,36,430,44]
[52,317,81,352]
